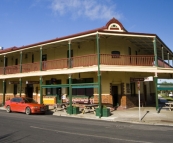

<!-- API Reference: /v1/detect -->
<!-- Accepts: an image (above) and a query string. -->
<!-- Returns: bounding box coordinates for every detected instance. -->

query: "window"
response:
[14,84,17,95]
[16,98,22,103]
[15,59,18,65]
[5,57,8,67]
[42,54,47,61]
[46,80,61,95]
[69,78,94,97]
[11,98,18,102]
[32,54,34,63]
[111,51,120,58]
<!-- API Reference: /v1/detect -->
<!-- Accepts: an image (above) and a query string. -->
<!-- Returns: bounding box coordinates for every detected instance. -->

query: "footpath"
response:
[1,105,173,126]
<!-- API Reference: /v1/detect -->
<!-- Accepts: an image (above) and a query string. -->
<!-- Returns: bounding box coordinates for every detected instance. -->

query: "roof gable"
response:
[103,17,127,32]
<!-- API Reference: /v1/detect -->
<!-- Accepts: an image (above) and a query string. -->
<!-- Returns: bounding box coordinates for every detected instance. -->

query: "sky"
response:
[0,0,173,50]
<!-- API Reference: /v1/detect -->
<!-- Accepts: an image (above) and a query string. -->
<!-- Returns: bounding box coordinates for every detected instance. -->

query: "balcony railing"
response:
[0,67,4,75]
[42,58,68,71]
[22,62,40,72]
[100,54,154,66]
[72,54,97,67]
[5,65,20,74]
[157,57,172,68]
[1,54,171,75]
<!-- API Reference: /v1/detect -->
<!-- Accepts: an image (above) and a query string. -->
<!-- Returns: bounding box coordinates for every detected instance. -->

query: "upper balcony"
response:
[0,54,171,76]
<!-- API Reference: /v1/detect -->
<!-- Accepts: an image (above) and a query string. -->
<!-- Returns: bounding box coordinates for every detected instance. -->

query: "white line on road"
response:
[30,126,153,143]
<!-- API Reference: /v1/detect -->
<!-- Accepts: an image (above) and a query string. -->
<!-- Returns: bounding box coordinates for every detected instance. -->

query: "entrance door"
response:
[26,84,33,98]
[144,84,147,106]
[112,86,118,107]
[13,84,17,97]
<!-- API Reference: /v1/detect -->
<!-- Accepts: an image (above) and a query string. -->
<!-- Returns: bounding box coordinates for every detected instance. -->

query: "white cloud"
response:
[51,0,122,20]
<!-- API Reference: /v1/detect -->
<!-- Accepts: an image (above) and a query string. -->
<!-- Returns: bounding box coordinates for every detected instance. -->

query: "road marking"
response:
[30,126,153,143]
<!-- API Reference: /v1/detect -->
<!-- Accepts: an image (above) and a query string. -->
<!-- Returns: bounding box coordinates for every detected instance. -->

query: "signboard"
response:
[26,81,39,84]
[9,81,19,84]
[144,76,153,81]
[130,78,144,83]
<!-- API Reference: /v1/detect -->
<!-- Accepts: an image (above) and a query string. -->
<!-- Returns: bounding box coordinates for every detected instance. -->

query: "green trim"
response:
[19,78,22,97]
[69,75,73,114]
[41,83,99,88]
[157,83,173,85]
[40,76,43,104]
[72,85,98,88]
[168,53,170,65]
[153,37,158,66]
[96,32,102,118]
[68,41,71,68]
[2,80,5,105]
[158,87,173,90]
[40,47,42,71]
[162,46,164,67]
[68,41,72,114]
[3,55,5,75]
[41,84,69,88]
[154,77,158,111]
[20,51,22,73]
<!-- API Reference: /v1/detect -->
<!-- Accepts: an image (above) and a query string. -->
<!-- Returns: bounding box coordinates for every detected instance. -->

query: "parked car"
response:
[5,97,48,115]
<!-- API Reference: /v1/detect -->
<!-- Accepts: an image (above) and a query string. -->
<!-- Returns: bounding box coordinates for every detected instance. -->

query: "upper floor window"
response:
[111,51,120,58]
[42,54,47,61]
[32,54,34,63]
[15,59,18,65]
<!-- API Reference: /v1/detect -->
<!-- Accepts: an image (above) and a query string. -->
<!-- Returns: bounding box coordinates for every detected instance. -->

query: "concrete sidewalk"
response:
[1,106,173,126]
[51,106,173,126]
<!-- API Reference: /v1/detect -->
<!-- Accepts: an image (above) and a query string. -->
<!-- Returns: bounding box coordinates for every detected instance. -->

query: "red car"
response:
[5,97,48,115]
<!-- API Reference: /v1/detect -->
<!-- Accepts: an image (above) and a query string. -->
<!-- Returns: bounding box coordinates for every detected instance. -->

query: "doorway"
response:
[143,84,147,106]
[112,86,118,107]
[25,84,33,98]
[13,84,17,96]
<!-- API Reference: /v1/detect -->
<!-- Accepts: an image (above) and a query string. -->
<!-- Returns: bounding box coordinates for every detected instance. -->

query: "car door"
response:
[10,98,18,111]
[17,98,26,112]
[14,98,21,112]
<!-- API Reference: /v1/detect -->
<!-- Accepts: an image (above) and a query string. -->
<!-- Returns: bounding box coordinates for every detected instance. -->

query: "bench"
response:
[54,103,68,112]
[165,102,173,111]
[81,104,98,114]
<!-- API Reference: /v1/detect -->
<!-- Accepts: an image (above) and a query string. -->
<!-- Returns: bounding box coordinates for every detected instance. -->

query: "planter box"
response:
[96,108,101,116]
[102,108,110,117]
[73,107,80,114]
[66,106,73,114]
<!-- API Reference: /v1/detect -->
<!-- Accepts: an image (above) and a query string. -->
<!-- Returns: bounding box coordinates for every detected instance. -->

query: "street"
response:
[0,110,173,143]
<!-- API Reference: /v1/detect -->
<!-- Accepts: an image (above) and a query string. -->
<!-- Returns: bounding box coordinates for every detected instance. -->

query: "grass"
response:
[160,95,173,101]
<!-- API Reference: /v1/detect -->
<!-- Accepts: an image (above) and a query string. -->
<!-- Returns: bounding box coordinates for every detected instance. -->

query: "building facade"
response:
[0,18,173,109]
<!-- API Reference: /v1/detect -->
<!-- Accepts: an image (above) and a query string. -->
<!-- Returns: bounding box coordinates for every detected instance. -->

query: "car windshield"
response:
[24,98,37,103]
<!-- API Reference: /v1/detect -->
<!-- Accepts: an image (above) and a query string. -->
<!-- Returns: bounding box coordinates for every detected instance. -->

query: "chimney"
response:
[0,47,3,50]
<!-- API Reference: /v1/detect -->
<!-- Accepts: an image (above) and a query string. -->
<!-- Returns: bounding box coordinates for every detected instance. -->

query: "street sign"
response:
[130,78,144,82]
[26,81,39,84]
[144,76,153,81]
[9,81,19,84]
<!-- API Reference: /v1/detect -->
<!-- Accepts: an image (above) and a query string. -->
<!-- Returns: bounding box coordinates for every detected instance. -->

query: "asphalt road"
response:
[0,110,173,143]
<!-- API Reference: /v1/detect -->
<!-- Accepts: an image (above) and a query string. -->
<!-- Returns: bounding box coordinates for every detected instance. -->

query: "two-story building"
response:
[0,18,173,111]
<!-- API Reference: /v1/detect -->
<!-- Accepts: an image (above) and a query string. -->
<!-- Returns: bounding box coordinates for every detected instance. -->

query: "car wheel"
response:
[6,106,11,113]
[25,107,31,115]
